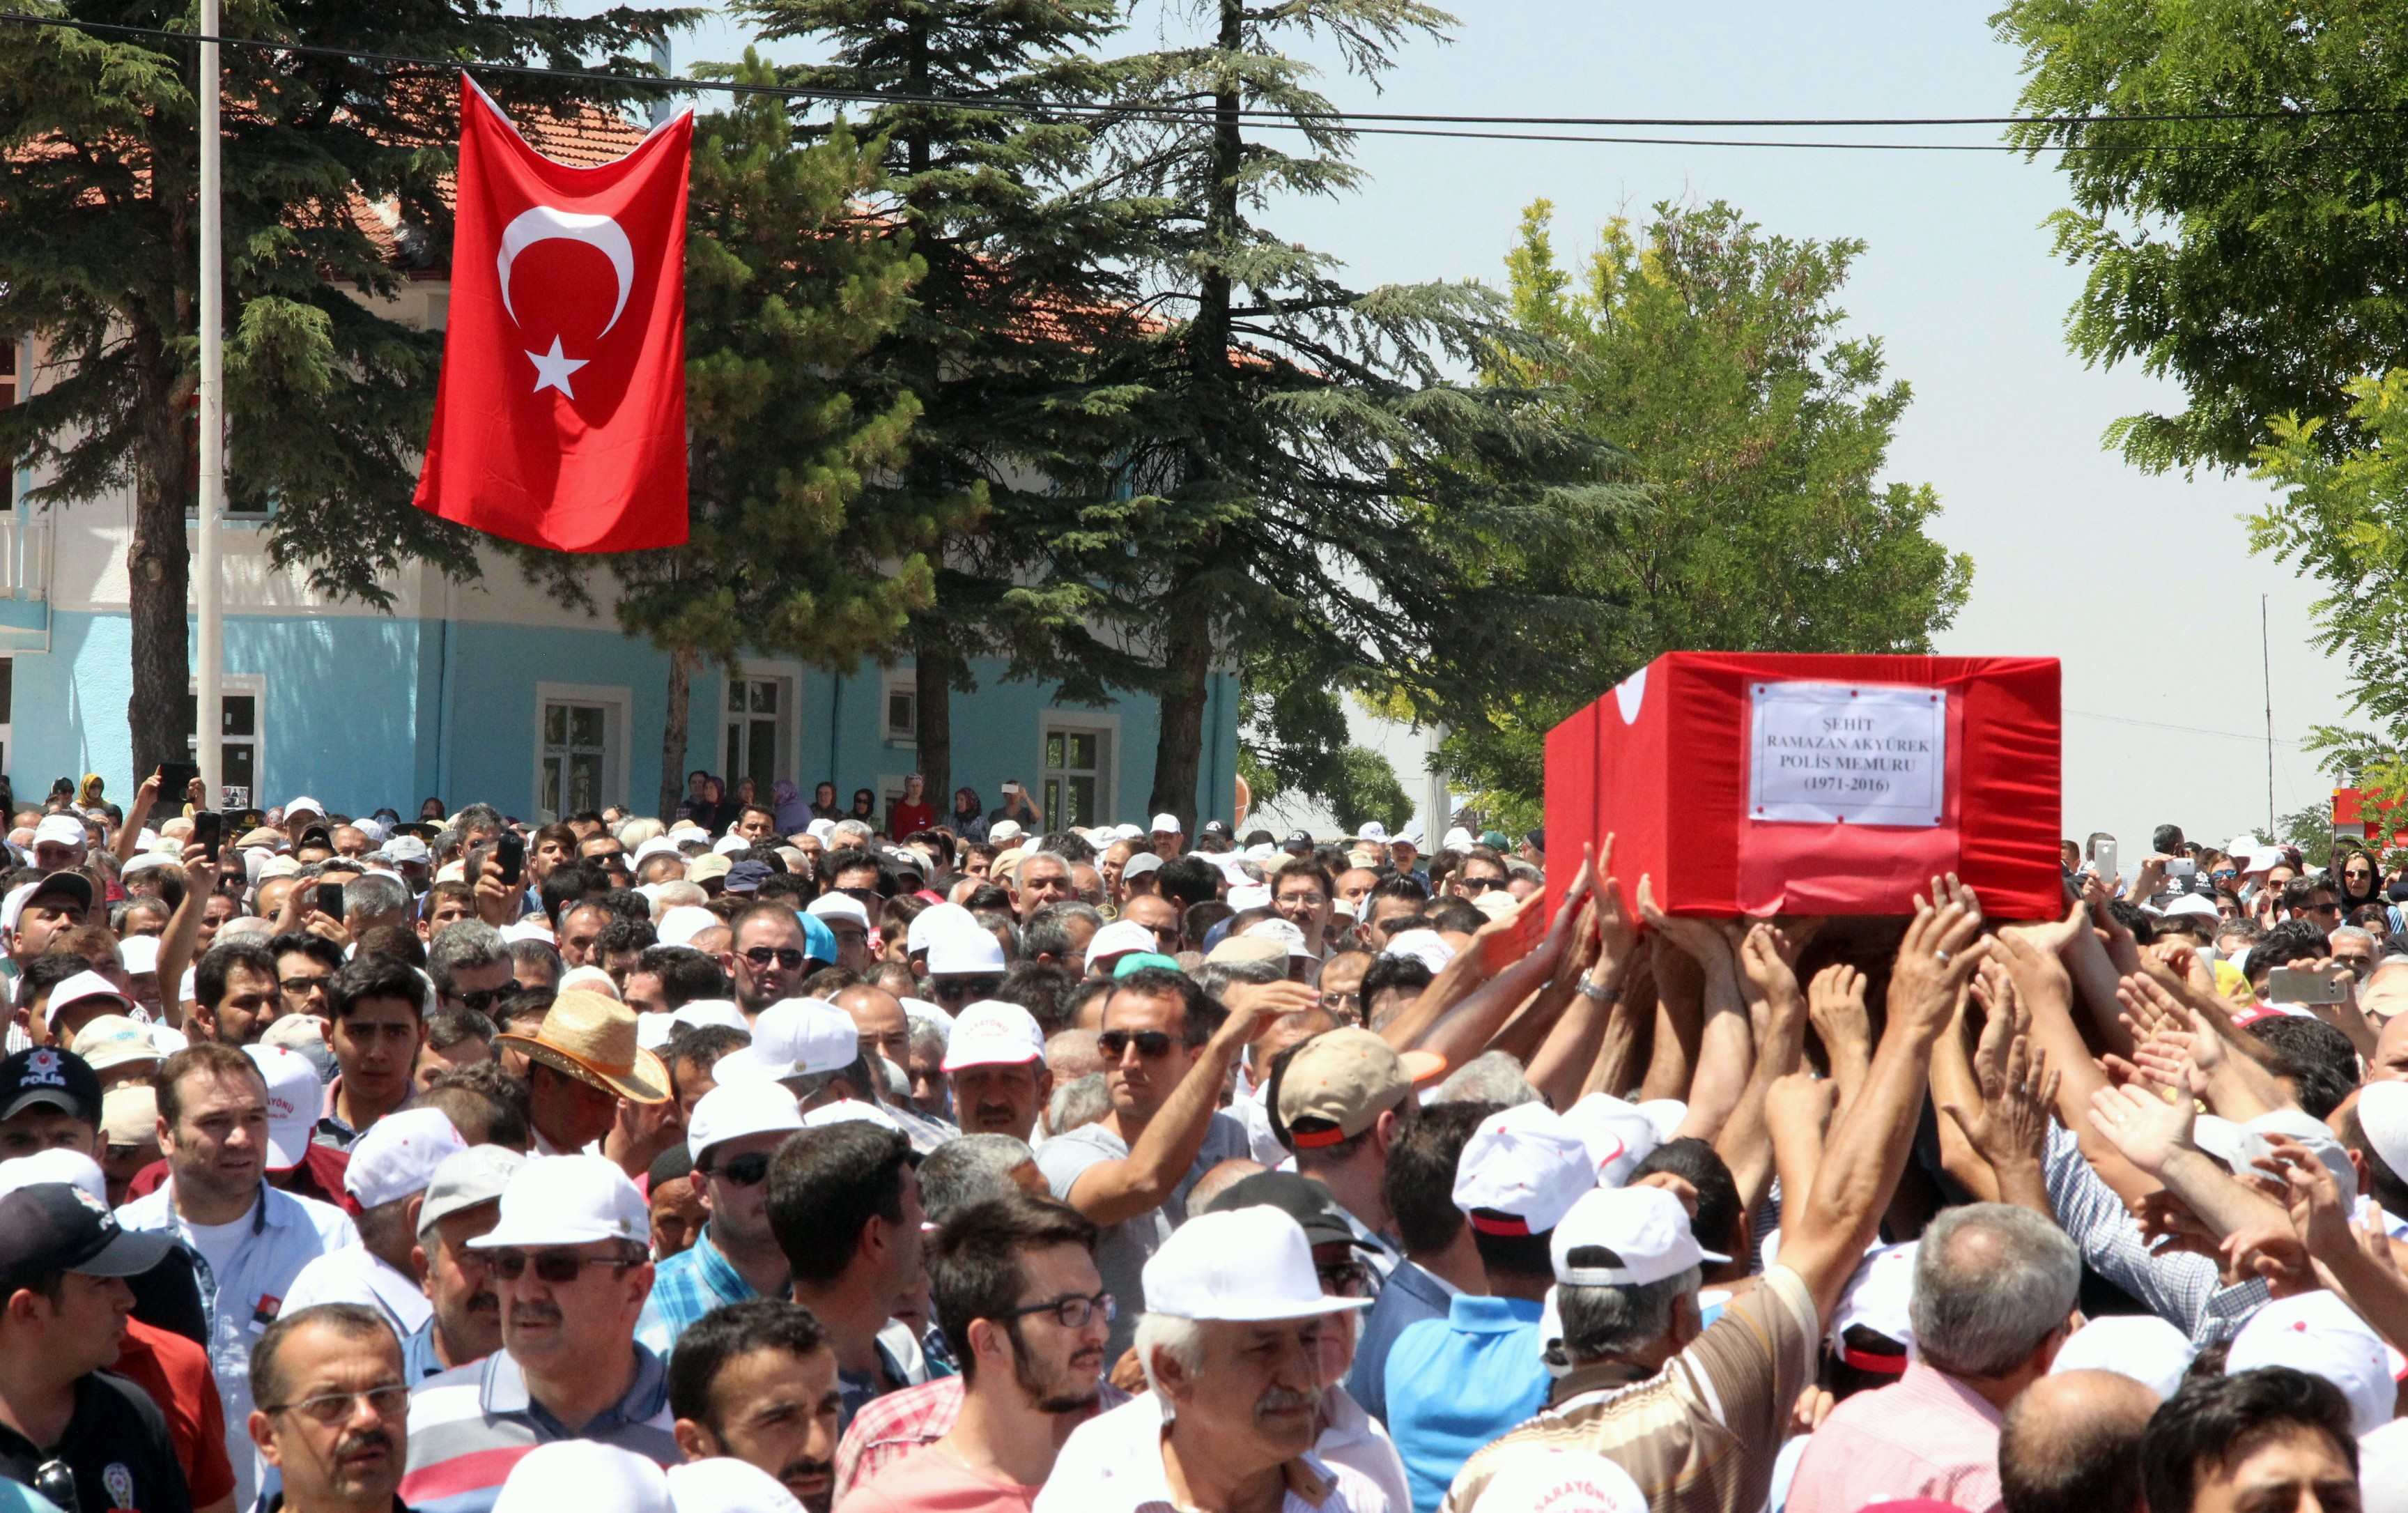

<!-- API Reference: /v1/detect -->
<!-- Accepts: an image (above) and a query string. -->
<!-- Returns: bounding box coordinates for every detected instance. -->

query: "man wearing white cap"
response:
[116,1043,360,1510]
[403,1145,527,1381]
[402,1155,677,1513]
[3,871,95,1027]
[1032,1206,1381,1513]
[30,812,89,873]
[635,1082,804,1360]
[279,1109,468,1336]
[1145,814,1182,862]
[803,894,872,974]
[1445,882,1993,1513]
[944,1001,1051,1141]
[1387,1101,1594,1513]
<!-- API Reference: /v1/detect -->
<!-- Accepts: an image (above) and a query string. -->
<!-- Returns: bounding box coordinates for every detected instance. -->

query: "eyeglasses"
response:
[280,975,329,994]
[931,976,1003,1002]
[1276,892,1329,909]
[486,1248,643,1284]
[450,985,510,1013]
[1099,1029,1175,1059]
[699,1151,773,1188]
[838,887,882,906]
[1316,1261,1373,1298]
[1003,1291,1116,1330]
[743,946,807,970]
[265,1384,410,1424]
[33,1459,75,1510]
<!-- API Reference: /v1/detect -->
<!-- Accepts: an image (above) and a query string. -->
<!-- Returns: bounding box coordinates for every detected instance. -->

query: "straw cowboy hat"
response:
[495,989,670,1105]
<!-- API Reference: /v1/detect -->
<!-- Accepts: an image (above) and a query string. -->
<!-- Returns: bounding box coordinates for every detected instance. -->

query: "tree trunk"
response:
[914,634,952,811]
[658,644,698,821]
[1150,604,1212,829]
[127,349,194,783]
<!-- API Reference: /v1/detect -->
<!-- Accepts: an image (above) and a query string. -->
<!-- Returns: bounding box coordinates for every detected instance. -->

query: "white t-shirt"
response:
[178,1204,257,1282]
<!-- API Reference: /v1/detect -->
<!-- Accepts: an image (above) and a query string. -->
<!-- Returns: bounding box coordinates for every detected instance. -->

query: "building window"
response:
[1042,723,1111,831]
[883,671,918,746]
[724,673,789,798]
[182,682,261,808]
[541,701,612,819]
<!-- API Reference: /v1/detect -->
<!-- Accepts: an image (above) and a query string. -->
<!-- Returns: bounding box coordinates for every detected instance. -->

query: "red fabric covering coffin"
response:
[1545,652,2061,919]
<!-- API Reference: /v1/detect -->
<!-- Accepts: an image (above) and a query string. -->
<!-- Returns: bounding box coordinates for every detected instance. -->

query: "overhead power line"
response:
[0,8,2391,153]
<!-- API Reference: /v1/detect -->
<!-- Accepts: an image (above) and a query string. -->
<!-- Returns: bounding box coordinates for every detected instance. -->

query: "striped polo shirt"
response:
[399,1344,678,1513]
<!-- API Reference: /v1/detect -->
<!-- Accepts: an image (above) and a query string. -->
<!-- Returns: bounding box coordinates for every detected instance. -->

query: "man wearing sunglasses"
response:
[840,1195,1115,1513]
[0,1181,185,1513]
[429,925,517,1020]
[1447,848,1512,902]
[405,1155,677,1513]
[637,1084,803,1360]
[722,904,815,1026]
[247,1303,411,1513]
[1035,968,1315,1359]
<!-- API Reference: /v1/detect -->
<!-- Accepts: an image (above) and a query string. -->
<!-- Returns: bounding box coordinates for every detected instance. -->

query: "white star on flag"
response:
[526,335,589,398]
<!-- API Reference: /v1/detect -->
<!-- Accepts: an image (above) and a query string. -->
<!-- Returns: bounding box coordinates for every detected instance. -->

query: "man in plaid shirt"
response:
[636,1082,802,1358]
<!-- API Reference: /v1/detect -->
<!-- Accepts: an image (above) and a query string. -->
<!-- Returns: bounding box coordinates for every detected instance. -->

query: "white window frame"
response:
[187,674,265,809]
[717,659,799,800]
[881,665,918,748]
[533,682,632,820]
[1038,710,1120,831]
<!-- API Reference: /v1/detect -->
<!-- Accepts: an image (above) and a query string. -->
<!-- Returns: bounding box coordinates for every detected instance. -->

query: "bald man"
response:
[1998,1369,2159,1513]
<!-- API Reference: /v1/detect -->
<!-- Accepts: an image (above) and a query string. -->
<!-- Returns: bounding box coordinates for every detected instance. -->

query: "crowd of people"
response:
[3,779,2407,1513]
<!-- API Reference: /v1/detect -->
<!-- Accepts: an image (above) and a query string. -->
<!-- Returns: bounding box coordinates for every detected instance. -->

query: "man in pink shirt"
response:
[842,1193,1114,1512]
[1787,1203,2081,1513]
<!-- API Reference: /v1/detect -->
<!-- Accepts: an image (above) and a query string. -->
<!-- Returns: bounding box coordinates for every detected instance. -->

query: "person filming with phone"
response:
[988,781,1043,835]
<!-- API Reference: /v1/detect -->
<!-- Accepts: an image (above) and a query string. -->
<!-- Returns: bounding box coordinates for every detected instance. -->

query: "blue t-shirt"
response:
[1382,1293,1548,1513]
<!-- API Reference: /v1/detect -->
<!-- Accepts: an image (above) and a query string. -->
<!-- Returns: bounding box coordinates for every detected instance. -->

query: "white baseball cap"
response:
[1113,824,1144,841]
[988,820,1024,845]
[927,928,1007,976]
[668,999,749,1035]
[718,998,858,1085]
[1550,1185,1726,1288]
[0,1148,108,1203]
[468,1153,649,1252]
[2226,1289,2400,1437]
[631,836,686,866]
[1559,1093,1662,1188]
[1472,1451,1647,1513]
[1226,883,1272,912]
[344,1108,468,1209]
[657,905,722,948]
[801,1099,902,1133]
[805,893,871,929]
[687,1081,805,1164]
[941,1001,1045,1072]
[121,852,180,882]
[242,1044,323,1172]
[906,903,979,957]
[33,813,88,849]
[1828,1241,1917,1360]
[1354,822,1389,845]
[1453,1103,1595,1236]
[380,836,433,866]
[44,971,135,1029]
[1120,853,1164,884]
[711,834,749,857]
[495,1443,668,1513]
[2051,1314,2194,1400]
[118,935,161,976]
[69,1015,161,1076]
[1141,1206,1374,1323]
[418,1144,527,1236]
[665,1458,802,1513]
[2,873,95,934]
[285,797,326,820]
[1086,919,1155,967]
[1150,813,1183,836]
[1442,827,1476,853]
[1383,929,1456,976]
[1242,917,1315,960]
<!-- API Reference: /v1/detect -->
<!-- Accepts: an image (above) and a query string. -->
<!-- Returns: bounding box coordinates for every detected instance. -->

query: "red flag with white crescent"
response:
[413,75,693,551]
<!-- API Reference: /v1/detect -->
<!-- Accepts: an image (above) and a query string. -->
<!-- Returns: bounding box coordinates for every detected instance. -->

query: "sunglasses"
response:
[486,1248,642,1284]
[699,1151,773,1188]
[1456,877,1506,893]
[743,946,808,969]
[1317,1260,1373,1298]
[266,1384,410,1424]
[931,976,1003,1002]
[451,985,510,1013]
[1099,1029,1176,1059]
[279,975,330,994]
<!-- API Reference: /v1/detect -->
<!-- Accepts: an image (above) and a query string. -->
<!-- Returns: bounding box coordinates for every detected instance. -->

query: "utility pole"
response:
[2262,594,2274,838]
[194,0,224,806]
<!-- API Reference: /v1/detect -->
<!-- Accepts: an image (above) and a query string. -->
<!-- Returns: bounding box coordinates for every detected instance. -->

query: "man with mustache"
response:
[247,1304,410,1513]
[400,1146,523,1379]
[842,1194,1114,1513]
[401,1155,676,1513]
[665,1300,844,1513]
[1033,1206,1382,1513]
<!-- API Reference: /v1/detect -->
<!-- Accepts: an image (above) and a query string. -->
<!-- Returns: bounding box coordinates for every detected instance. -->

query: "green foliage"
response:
[1426,199,1971,808]
[2278,801,2336,871]
[1993,0,2408,473]
[518,52,933,672]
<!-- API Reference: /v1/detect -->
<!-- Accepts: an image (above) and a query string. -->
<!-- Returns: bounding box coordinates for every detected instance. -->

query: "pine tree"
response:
[0,0,690,774]
[719,0,1156,812]
[511,51,929,820]
[1090,0,1616,827]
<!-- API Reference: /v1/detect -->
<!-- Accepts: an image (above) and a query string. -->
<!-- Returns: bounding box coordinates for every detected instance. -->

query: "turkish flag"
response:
[413,76,693,551]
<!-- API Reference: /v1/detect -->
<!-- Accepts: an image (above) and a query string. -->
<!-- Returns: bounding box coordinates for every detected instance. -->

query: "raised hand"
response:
[2087,1080,2196,1177]
[1888,873,1990,1029]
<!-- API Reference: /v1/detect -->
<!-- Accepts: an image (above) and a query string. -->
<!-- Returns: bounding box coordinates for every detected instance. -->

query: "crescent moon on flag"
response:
[495,207,635,338]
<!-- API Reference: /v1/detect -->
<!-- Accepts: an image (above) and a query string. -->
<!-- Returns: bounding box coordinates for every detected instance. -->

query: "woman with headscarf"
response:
[810,781,842,821]
[771,778,812,835]
[950,785,989,843]
[2339,846,2385,916]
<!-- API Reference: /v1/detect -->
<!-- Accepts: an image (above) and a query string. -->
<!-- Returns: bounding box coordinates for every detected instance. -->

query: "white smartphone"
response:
[2092,838,2119,884]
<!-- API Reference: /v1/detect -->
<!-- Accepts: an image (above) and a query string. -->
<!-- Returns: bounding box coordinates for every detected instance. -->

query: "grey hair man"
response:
[916,1134,1044,1226]
[1024,901,1103,976]
[1787,1202,2081,1513]
[429,922,516,1016]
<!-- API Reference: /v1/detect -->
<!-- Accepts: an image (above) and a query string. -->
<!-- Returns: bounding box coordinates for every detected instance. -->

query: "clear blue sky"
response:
[595,0,2356,857]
